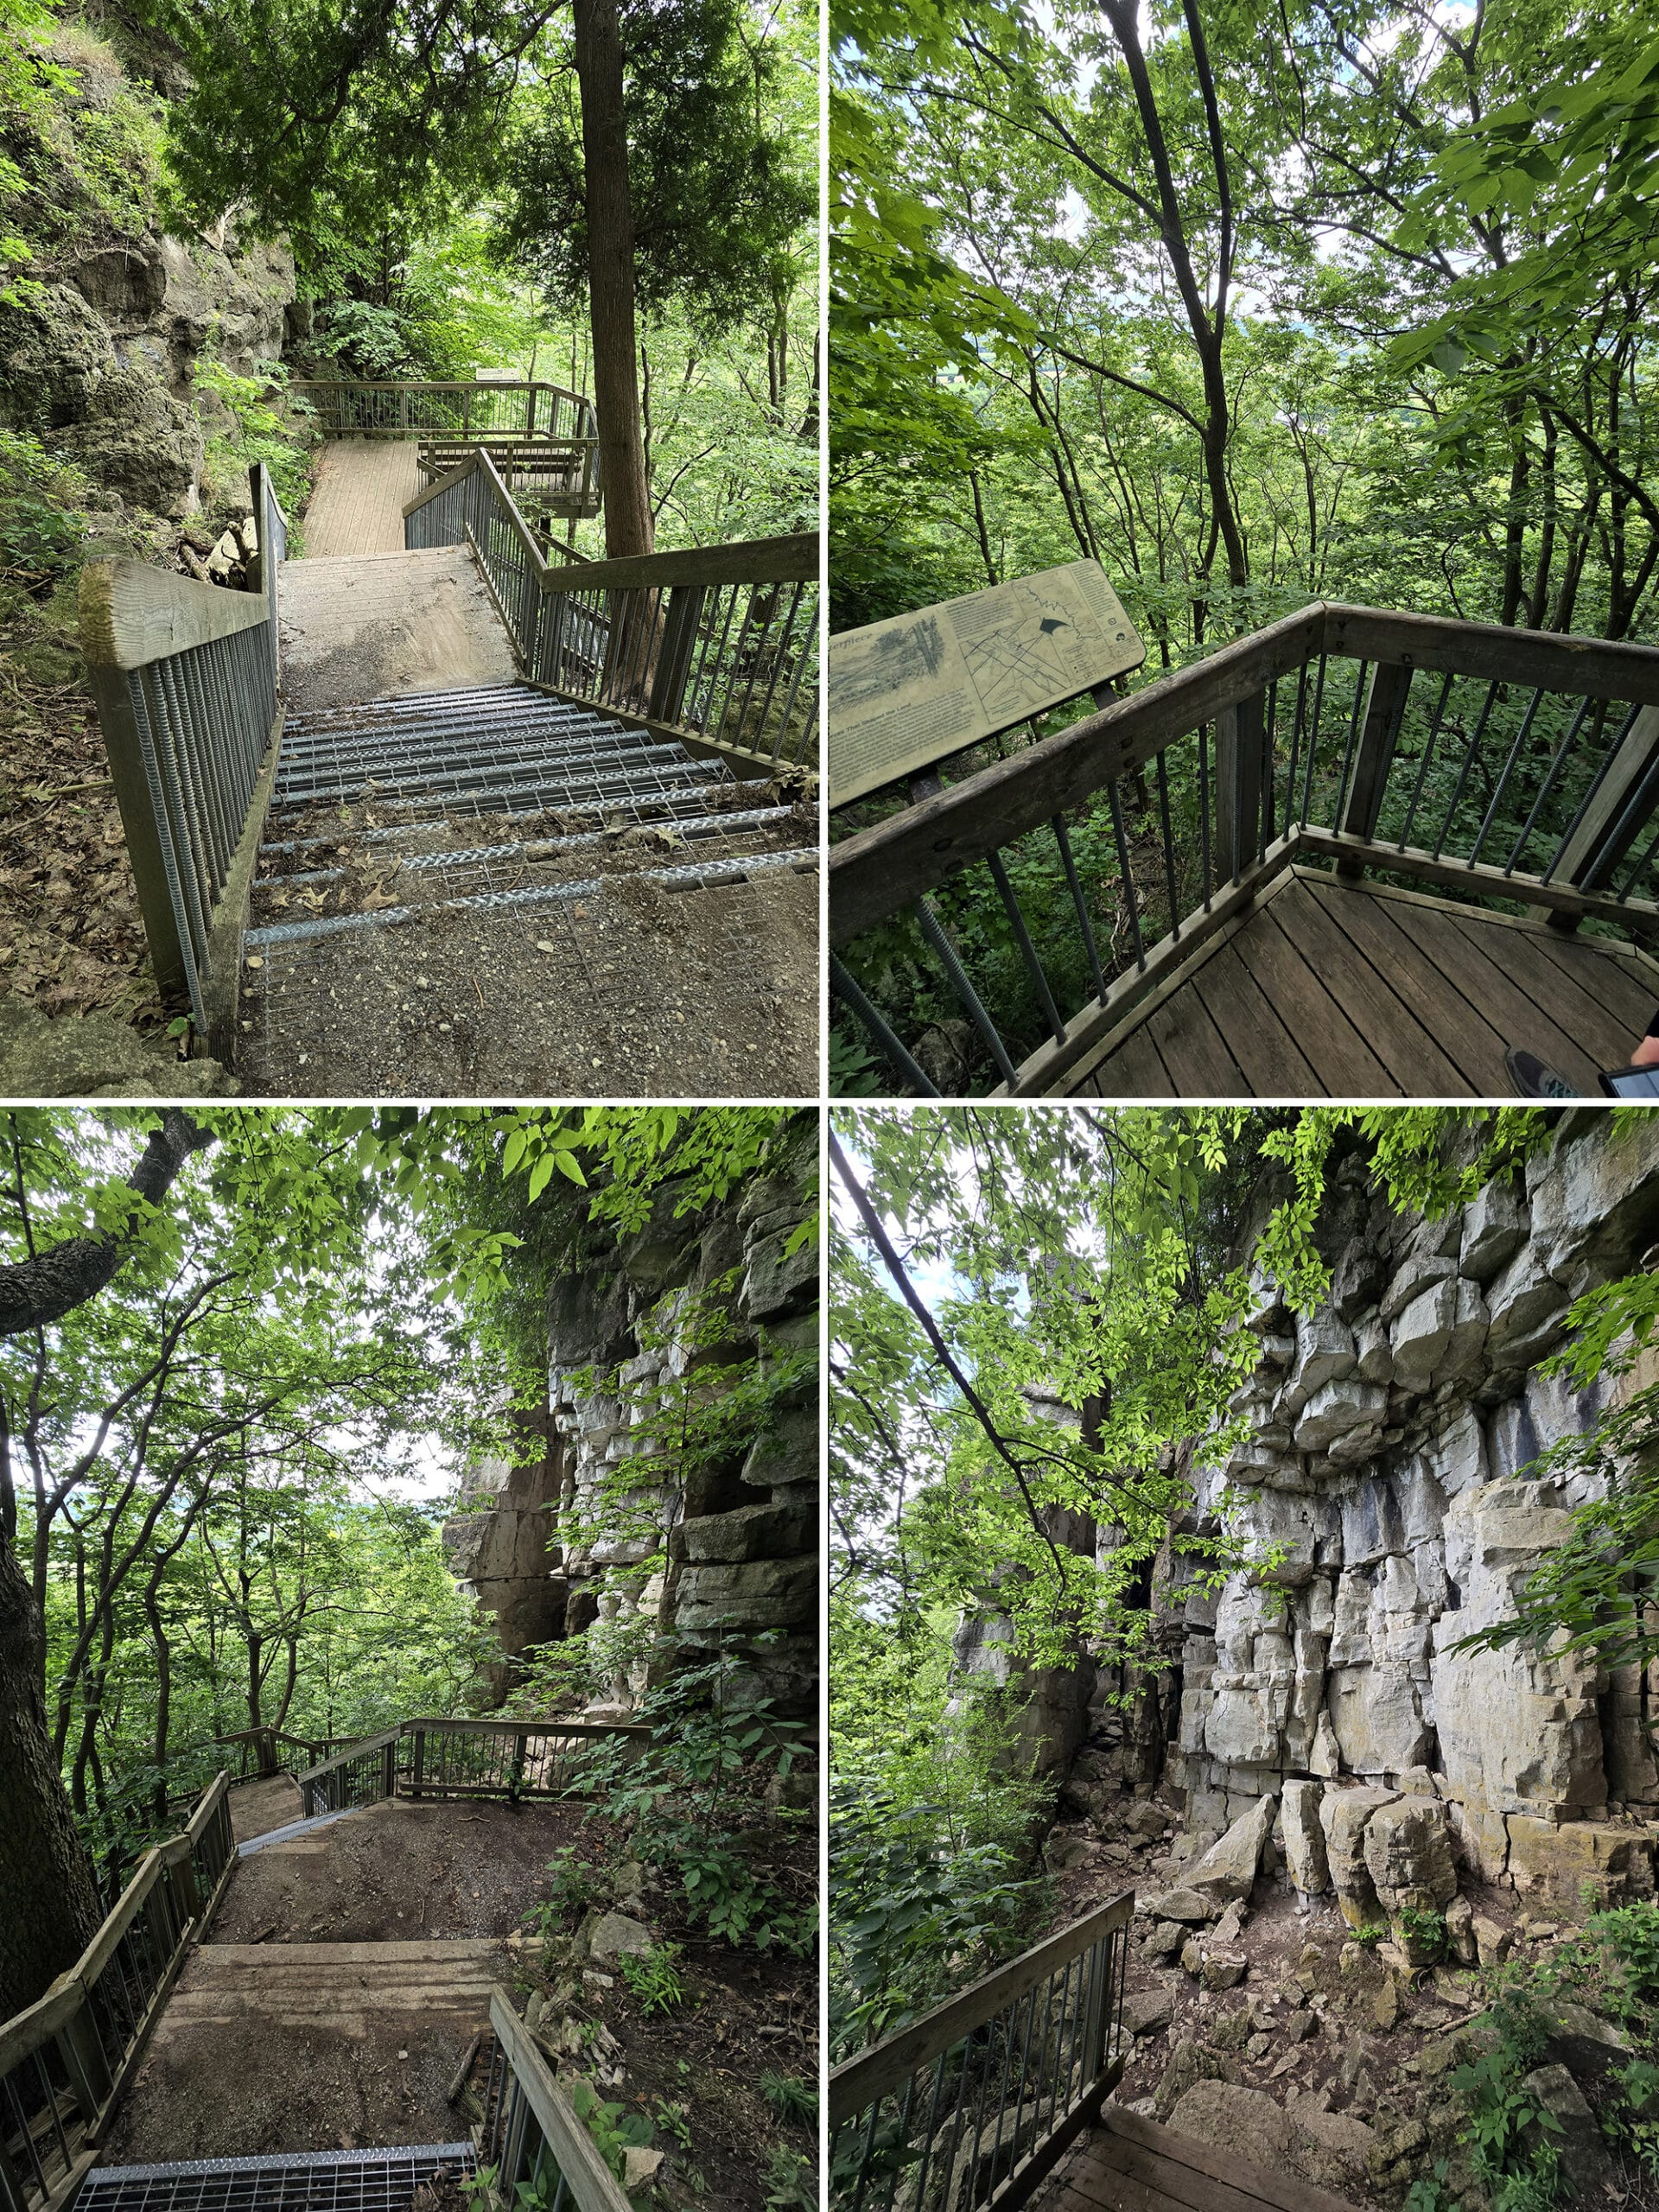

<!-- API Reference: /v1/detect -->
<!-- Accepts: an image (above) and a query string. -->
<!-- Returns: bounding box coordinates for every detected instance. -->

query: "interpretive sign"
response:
[827,560,1145,807]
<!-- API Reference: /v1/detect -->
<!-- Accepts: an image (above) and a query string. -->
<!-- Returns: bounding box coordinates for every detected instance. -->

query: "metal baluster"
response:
[1263,677,1279,851]
[902,2050,956,2212]
[1105,780,1146,969]
[1543,701,1639,883]
[1618,811,1659,899]
[985,850,1065,1046]
[771,607,814,766]
[1469,684,1547,867]
[752,582,806,753]
[984,1999,1021,2196]
[849,2095,884,2212]
[880,2070,919,2212]
[1154,751,1180,934]
[1282,658,1309,836]
[1503,695,1594,874]
[913,900,1020,1087]
[1433,679,1501,859]
[155,662,213,938]
[1398,671,1455,850]
[830,958,940,1095]
[1052,819,1107,1006]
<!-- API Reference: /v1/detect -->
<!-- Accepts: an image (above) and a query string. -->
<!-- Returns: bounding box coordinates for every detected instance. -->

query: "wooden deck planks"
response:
[1060,2107,1363,2212]
[300,440,424,558]
[1066,865,1656,1098]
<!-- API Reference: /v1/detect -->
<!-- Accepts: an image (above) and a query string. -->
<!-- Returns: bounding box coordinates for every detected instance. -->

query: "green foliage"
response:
[760,2146,817,2212]
[0,429,89,585]
[759,2073,817,2125]
[194,359,314,525]
[493,0,813,339]
[568,2078,654,2183]
[1405,2159,1462,2212]
[1400,1907,1447,1961]
[619,1940,685,2015]
[1353,1923,1389,1948]
[579,1635,816,1956]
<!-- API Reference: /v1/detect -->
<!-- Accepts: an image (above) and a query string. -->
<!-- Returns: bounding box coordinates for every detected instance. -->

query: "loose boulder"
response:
[1185,1793,1278,1904]
[1281,1779,1329,1897]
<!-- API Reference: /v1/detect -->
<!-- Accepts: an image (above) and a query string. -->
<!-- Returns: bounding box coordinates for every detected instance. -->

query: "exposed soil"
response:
[103,2003,492,2163]
[216,1798,584,1943]
[227,1773,303,1844]
[236,860,819,1097]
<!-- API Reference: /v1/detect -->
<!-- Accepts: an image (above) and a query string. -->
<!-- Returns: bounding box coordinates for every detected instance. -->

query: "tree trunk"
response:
[0,1537,101,2018]
[575,0,654,560]
[0,1110,213,1338]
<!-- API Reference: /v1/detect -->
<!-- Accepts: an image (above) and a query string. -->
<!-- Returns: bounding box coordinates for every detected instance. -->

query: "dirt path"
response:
[214,1797,582,1942]
[278,550,518,711]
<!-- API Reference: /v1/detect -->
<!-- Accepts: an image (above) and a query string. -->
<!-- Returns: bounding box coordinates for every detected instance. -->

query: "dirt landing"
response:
[213,1796,581,1944]
[238,865,819,1096]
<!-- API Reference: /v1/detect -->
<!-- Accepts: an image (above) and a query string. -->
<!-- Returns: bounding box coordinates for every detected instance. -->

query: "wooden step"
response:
[159,1940,512,2033]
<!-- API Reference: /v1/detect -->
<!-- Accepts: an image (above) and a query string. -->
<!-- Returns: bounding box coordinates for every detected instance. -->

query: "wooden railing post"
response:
[646,585,704,726]
[1547,702,1659,926]
[1338,659,1413,863]
[54,1992,113,2120]
[1216,688,1270,877]
[412,1727,425,1800]
[383,1736,397,1800]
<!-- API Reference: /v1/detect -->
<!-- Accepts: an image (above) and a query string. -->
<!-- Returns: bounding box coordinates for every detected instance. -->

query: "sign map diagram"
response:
[827,559,1146,809]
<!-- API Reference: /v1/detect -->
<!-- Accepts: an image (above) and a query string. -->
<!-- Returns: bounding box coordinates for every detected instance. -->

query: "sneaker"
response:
[1505,1046,1578,1099]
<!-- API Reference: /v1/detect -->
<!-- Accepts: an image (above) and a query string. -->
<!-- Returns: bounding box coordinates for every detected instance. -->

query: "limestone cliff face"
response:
[0,24,296,517]
[445,1127,818,1719]
[1147,1111,1659,1906]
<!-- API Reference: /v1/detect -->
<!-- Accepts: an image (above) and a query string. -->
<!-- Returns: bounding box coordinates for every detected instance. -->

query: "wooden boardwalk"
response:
[1064,866,1659,1098]
[300,439,423,556]
[1053,2106,1363,2212]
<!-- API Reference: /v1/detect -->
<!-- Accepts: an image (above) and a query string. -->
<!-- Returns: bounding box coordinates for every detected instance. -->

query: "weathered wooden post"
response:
[411,1726,426,1799]
[1338,659,1414,867]
[647,586,704,726]
[1545,702,1659,927]
[1216,689,1271,878]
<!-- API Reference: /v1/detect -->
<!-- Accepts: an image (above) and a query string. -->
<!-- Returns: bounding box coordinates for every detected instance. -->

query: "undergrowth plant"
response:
[620,1940,685,2014]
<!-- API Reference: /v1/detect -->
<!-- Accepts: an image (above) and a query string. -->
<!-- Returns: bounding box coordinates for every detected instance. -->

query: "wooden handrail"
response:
[829,1890,1135,2123]
[401,1715,650,1741]
[829,601,1659,943]
[291,377,588,402]
[80,557,271,673]
[830,605,1320,943]
[489,1988,632,2212]
[294,1726,401,1792]
[538,531,818,594]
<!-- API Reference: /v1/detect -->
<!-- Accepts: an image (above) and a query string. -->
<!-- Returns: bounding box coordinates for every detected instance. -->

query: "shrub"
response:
[619,1941,685,2015]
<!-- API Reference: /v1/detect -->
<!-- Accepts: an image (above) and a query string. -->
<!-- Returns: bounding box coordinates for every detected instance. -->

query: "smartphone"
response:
[1599,1065,1659,1097]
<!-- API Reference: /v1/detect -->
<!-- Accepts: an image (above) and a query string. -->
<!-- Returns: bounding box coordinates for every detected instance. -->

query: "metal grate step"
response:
[73,2146,474,2212]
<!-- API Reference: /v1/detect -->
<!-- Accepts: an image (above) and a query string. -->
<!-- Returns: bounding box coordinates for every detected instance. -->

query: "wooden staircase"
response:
[1054,2106,1365,2212]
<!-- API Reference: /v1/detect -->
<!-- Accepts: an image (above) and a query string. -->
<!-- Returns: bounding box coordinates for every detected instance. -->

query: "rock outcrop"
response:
[1150,1112,1659,1906]
[0,24,297,518]
[444,1120,817,1719]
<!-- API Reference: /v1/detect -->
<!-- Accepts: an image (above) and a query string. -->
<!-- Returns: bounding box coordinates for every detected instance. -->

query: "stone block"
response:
[1363,1796,1458,1918]
[1186,1792,1278,1902]
[1295,1379,1388,1455]
[1505,1816,1656,1909]
[739,1403,817,1491]
[1390,1275,1458,1395]
[1327,1663,1433,1776]
[674,1499,814,1562]
[1205,1688,1280,1768]
[1518,2065,1613,2199]
[1281,1778,1330,1894]
[1319,1784,1400,1928]
[741,1226,817,1320]
[673,1555,817,1631]
[1380,1249,1457,1325]
[1461,1178,1529,1281]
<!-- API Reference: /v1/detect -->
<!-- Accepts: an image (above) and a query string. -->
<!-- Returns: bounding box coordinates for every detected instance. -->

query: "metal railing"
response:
[405,450,819,777]
[79,463,289,1041]
[289,380,601,517]
[829,1893,1131,2212]
[296,1718,649,1819]
[479,1988,631,2212]
[0,1775,236,2212]
[830,603,1659,1094]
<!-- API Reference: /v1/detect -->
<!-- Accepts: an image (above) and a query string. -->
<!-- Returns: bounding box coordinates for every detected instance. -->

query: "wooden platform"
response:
[1063,865,1659,1097]
[1055,2105,1363,2212]
[276,546,518,709]
[300,438,423,556]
